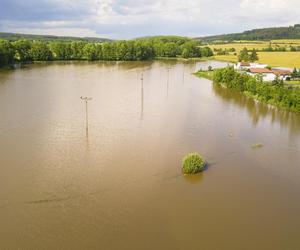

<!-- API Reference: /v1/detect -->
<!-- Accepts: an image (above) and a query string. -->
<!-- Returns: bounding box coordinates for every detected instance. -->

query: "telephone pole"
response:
[140,73,144,120]
[80,96,92,136]
[167,67,171,98]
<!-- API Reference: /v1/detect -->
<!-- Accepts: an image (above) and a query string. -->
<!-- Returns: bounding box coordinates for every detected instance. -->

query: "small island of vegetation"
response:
[182,153,206,174]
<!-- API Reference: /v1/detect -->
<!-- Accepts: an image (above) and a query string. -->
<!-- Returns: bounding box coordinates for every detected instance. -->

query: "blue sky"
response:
[0,0,299,39]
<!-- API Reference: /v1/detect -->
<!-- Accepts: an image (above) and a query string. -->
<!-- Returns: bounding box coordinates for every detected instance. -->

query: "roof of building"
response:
[272,69,292,76]
[249,68,274,74]
[240,62,250,66]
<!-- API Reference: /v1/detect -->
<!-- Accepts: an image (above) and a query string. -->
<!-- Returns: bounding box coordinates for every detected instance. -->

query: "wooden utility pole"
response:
[80,96,92,136]
[167,67,171,98]
[140,73,144,120]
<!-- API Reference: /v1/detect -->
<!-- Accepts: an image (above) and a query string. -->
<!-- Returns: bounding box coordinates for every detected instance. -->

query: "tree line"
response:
[199,24,300,42]
[238,48,259,62]
[212,67,300,113]
[0,37,213,67]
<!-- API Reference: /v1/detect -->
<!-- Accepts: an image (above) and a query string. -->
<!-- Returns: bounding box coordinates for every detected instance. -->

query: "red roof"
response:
[240,62,250,66]
[249,68,273,74]
[272,69,291,76]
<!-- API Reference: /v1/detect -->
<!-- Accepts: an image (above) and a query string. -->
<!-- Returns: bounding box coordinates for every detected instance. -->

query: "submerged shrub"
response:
[182,153,206,174]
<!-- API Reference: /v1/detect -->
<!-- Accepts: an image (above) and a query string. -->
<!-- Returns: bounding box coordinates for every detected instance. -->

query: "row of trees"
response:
[262,46,287,52]
[238,48,259,62]
[213,67,300,112]
[290,46,300,51]
[201,24,300,42]
[213,48,236,55]
[0,37,213,67]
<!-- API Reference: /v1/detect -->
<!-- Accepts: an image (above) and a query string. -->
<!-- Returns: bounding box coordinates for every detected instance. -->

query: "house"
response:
[234,62,250,70]
[272,69,292,80]
[234,62,268,70]
[247,68,277,81]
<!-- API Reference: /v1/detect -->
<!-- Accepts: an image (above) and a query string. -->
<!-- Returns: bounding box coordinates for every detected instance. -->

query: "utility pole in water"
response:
[182,66,185,84]
[140,73,144,120]
[80,96,92,136]
[166,67,171,98]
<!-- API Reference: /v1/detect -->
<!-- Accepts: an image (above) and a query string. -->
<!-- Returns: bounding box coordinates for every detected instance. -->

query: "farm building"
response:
[247,68,277,81]
[247,68,292,81]
[272,69,292,80]
[234,62,268,70]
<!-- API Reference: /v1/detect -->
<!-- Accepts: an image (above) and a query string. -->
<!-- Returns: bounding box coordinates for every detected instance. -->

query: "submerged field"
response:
[1,61,300,249]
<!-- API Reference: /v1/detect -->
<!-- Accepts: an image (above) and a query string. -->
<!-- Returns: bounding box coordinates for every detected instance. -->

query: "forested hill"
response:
[0,32,112,42]
[197,24,300,42]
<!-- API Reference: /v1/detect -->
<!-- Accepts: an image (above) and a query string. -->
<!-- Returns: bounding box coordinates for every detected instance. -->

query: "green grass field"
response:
[285,80,300,85]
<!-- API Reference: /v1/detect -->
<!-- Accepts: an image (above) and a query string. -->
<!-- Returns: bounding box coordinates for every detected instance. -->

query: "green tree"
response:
[102,42,116,60]
[82,43,97,60]
[115,41,129,60]
[0,39,15,66]
[12,39,32,62]
[94,43,103,60]
[201,46,214,57]
[29,41,52,61]
[181,41,201,58]
[134,41,154,60]
[272,75,284,86]
[49,42,72,60]
[70,41,86,59]
[249,49,259,62]
[153,42,164,57]
[162,42,179,57]
[238,47,250,62]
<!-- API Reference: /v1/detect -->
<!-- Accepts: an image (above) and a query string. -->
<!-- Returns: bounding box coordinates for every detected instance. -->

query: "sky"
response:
[0,0,299,39]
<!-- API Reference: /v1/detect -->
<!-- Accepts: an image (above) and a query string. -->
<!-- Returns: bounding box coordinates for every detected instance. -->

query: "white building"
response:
[247,68,277,82]
[235,62,268,70]
[272,69,292,80]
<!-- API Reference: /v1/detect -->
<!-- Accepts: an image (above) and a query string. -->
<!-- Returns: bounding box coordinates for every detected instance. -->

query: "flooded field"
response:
[1,60,300,249]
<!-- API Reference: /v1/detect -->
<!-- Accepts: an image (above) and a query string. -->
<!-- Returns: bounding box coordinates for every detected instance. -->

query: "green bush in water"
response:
[182,153,206,174]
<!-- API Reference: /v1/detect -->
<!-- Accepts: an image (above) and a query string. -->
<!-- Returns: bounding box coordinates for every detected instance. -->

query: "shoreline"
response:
[195,69,300,114]
[0,56,216,70]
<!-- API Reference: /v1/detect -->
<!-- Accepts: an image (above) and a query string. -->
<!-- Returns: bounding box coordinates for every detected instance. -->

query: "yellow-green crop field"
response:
[205,39,300,68]
[206,39,300,52]
[258,52,300,68]
[208,42,268,52]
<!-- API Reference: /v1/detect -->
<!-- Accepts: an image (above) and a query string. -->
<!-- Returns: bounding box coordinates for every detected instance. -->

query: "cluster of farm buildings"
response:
[234,62,292,82]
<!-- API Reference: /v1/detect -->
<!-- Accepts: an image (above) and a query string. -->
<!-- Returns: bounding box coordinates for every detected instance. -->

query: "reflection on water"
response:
[212,83,300,136]
[1,60,300,249]
[183,172,205,184]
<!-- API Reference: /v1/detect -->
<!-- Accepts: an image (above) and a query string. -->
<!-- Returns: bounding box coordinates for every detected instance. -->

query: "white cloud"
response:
[0,0,299,38]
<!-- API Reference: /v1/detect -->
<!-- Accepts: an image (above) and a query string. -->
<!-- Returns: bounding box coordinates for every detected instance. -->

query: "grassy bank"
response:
[194,70,214,80]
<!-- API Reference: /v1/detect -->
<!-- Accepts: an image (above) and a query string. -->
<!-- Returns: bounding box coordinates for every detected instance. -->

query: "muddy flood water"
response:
[1,60,300,249]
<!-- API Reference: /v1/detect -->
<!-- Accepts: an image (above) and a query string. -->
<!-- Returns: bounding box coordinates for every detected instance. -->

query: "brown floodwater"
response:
[1,60,300,250]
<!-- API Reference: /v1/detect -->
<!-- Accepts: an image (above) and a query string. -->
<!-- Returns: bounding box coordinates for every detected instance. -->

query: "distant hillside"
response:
[197,24,300,42]
[0,32,112,42]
